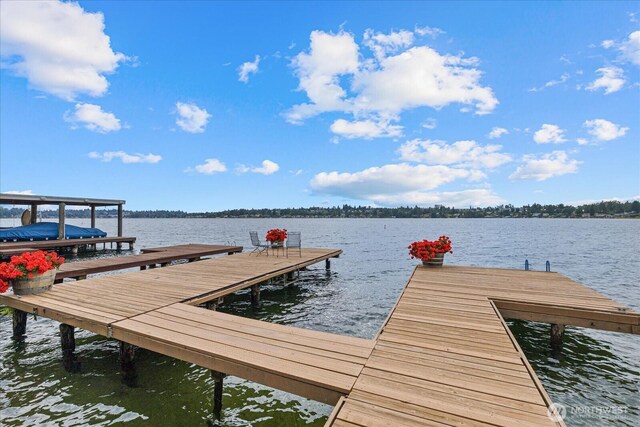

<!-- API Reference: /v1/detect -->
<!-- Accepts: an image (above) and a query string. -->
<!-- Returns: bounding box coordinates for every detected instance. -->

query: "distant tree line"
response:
[1,200,639,219]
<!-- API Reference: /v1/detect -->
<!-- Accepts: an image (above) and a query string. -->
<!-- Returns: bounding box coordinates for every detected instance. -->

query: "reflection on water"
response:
[1,218,639,426]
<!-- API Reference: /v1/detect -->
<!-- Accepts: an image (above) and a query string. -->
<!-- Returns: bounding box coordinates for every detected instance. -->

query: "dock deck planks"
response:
[111,303,374,405]
[0,248,342,336]
[0,236,137,256]
[328,265,639,427]
[1,253,638,426]
[56,244,243,280]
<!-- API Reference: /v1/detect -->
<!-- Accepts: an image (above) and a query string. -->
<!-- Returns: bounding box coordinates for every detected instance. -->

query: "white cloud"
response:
[528,73,570,92]
[583,119,628,142]
[330,118,403,139]
[363,29,414,60]
[286,30,360,124]
[619,31,640,66]
[533,124,567,144]
[286,28,498,137]
[509,151,580,181]
[253,160,280,175]
[367,189,504,207]
[398,139,512,169]
[567,195,640,205]
[311,163,484,198]
[64,103,121,133]
[88,151,161,164]
[421,118,437,129]
[601,39,615,49]
[238,55,260,83]
[576,138,589,145]
[488,127,508,139]
[586,67,625,94]
[310,163,501,207]
[236,160,280,175]
[414,25,445,38]
[187,158,227,174]
[351,45,497,115]
[0,1,126,100]
[175,102,211,133]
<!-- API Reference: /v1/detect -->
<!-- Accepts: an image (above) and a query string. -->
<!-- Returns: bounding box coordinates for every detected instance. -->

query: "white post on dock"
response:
[58,203,66,240]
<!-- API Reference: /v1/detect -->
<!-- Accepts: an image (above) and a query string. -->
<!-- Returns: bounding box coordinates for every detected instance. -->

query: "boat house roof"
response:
[0,194,126,207]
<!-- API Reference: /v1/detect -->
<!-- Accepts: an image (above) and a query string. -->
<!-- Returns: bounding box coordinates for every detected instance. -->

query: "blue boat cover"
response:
[0,222,107,242]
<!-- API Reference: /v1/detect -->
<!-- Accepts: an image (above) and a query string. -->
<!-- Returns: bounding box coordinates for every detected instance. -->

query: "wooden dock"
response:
[326,266,639,426]
[0,236,136,257]
[55,243,243,281]
[1,254,638,426]
[1,248,342,336]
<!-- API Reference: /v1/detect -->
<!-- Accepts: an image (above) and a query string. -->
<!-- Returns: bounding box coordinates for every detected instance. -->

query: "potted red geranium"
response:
[265,228,287,246]
[0,251,64,295]
[408,235,452,267]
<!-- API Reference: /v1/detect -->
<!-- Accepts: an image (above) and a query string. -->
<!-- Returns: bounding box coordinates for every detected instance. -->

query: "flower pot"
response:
[271,240,284,247]
[422,252,445,268]
[11,269,56,295]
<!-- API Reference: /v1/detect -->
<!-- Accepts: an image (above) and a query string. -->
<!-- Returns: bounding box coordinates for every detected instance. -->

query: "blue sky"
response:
[1,1,638,211]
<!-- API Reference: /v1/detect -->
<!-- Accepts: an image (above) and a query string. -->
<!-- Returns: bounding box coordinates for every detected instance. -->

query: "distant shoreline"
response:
[1,200,639,220]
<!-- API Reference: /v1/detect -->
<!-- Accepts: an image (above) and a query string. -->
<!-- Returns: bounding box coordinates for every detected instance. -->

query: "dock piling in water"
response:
[211,370,226,418]
[251,284,260,306]
[550,323,565,353]
[12,309,27,341]
[60,324,81,372]
[119,342,137,386]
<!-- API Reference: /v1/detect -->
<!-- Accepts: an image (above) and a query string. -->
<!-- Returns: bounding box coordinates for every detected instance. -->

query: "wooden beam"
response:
[12,309,27,341]
[58,203,65,240]
[211,370,226,418]
[60,324,81,372]
[550,324,565,354]
[497,308,638,334]
[30,203,38,224]
[90,206,96,228]
[120,342,137,386]
[117,204,123,237]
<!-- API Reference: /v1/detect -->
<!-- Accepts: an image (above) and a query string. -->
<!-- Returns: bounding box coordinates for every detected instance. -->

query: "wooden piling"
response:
[550,323,565,353]
[251,284,260,306]
[12,309,27,341]
[119,342,137,385]
[60,324,81,372]
[325,259,331,269]
[211,370,226,418]
[58,203,66,240]
[205,298,223,311]
[90,205,96,228]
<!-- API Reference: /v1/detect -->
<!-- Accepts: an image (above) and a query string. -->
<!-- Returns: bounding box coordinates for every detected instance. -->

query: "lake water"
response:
[1,218,639,426]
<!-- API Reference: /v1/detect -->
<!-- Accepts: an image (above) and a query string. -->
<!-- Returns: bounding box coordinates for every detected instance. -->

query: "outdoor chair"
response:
[286,231,302,257]
[249,231,269,255]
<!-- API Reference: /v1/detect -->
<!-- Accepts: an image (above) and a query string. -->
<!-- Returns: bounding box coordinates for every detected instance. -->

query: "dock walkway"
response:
[2,254,638,426]
[0,236,136,256]
[112,303,373,404]
[1,248,342,336]
[327,266,639,426]
[56,243,242,281]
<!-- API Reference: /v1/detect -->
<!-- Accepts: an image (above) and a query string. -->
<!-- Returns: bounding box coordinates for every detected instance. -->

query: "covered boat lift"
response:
[0,193,134,254]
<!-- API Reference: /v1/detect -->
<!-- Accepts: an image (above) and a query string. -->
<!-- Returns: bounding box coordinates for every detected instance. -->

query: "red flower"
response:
[408,236,453,262]
[265,228,288,242]
[0,250,64,293]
